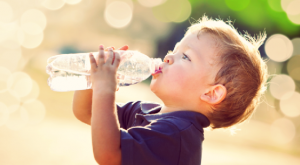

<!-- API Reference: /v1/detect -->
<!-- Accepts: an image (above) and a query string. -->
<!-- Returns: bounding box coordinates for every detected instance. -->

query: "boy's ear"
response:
[200,84,227,105]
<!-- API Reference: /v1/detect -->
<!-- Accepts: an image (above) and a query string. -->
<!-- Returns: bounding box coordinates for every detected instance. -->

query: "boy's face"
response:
[150,31,220,106]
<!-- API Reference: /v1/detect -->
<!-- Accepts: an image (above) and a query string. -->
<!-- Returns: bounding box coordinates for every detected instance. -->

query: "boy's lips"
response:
[151,65,163,76]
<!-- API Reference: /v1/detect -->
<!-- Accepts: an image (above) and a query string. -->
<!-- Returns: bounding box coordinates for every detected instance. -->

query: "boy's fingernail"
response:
[99,45,104,49]
[108,48,113,51]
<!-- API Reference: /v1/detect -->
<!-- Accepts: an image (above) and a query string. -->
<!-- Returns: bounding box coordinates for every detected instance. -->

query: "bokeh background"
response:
[0,0,300,164]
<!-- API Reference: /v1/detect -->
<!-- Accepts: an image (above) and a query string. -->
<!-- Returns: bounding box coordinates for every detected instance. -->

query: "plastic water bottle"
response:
[46,50,162,92]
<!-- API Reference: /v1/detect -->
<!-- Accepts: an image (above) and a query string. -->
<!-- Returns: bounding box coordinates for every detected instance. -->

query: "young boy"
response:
[72,16,267,165]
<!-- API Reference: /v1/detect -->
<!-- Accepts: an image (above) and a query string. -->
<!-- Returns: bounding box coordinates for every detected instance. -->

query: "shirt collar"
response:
[139,102,210,129]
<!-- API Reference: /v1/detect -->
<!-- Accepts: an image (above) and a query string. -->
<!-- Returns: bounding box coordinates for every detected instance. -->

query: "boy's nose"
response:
[164,55,173,65]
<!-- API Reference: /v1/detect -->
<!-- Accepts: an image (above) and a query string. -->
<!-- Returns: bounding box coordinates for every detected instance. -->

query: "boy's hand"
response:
[89,45,121,93]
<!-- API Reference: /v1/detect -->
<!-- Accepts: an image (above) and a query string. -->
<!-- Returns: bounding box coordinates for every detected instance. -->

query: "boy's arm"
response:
[72,46,128,126]
[89,46,121,165]
[72,89,93,125]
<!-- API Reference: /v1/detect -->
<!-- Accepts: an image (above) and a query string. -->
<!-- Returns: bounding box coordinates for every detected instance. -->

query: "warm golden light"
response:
[0,102,9,126]
[5,104,28,130]
[0,1,13,23]
[0,66,11,93]
[280,92,300,117]
[66,0,82,5]
[269,74,295,100]
[0,47,22,72]
[291,38,300,56]
[7,72,33,98]
[22,100,46,126]
[287,55,300,81]
[152,0,191,23]
[18,29,44,49]
[0,91,20,107]
[21,9,47,31]
[265,34,293,62]
[104,1,133,28]
[270,118,296,144]
[138,0,167,7]
[42,0,65,10]
[20,80,40,103]
[285,0,300,15]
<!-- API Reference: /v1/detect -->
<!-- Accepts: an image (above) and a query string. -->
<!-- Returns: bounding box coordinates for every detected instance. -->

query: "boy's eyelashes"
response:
[166,50,191,61]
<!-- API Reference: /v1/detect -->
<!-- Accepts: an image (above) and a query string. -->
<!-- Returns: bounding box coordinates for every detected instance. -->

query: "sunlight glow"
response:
[66,0,82,5]
[5,104,29,130]
[22,100,46,126]
[20,80,40,103]
[0,102,9,126]
[42,0,66,10]
[280,92,300,117]
[270,118,296,144]
[7,72,33,98]
[0,66,11,93]
[269,74,295,100]
[291,38,300,56]
[0,47,22,71]
[104,1,133,28]
[138,0,167,7]
[21,9,47,32]
[152,0,191,23]
[287,55,300,81]
[0,1,13,23]
[265,34,293,62]
[18,29,44,49]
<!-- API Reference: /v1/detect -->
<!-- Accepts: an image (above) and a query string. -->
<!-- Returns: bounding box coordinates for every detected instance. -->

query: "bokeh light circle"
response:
[287,13,300,25]
[269,74,295,100]
[0,91,20,107]
[20,80,40,103]
[280,92,300,117]
[225,0,250,11]
[138,0,167,7]
[0,102,9,126]
[42,0,65,10]
[104,1,133,28]
[281,0,295,12]
[265,34,293,62]
[21,22,43,35]
[66,0,82,5]
[7,72,33,98]
[268,0,283,12]
[5,104,29,130]
[18,29,44,49]
[0,1,13,23]
[285,0,300,15]
[21,9,47,31]
[0,47,22,72]
[270,118,296,144]
[23,100,46,126]
[0,66,11,93]
[152,0,191,23]
[291,38,300,56]
[287,55,300,81]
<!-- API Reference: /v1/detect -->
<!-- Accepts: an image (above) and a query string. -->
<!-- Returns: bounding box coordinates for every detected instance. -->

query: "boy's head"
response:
[150,15,268,129]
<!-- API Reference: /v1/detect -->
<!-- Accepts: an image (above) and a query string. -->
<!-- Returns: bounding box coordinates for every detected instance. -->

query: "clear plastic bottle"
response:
[46,50,162,92]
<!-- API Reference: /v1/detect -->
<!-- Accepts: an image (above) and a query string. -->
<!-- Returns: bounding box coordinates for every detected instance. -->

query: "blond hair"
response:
[186,15,268,129]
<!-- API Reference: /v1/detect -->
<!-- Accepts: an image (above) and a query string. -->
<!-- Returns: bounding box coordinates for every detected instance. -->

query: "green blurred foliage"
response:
[187,0,299,37]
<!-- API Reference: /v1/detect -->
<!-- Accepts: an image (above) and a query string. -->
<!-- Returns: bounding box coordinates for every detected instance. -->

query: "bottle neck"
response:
[150,58,163,74]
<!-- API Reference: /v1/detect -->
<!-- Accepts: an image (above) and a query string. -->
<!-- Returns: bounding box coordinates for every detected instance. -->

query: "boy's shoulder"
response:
[139,101,207,132]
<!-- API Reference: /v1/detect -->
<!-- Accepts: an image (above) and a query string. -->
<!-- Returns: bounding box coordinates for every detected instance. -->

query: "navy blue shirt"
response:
[117,101,210,165]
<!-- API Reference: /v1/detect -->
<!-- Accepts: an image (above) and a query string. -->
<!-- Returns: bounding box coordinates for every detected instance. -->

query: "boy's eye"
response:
[182,54,190,61]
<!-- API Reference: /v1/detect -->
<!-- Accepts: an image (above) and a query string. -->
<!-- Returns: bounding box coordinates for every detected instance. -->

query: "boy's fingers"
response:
[106,48,114,65]
[118,45,128,50]
[89,53,97,71]
[113,52,121,68]
[98,45,105,66]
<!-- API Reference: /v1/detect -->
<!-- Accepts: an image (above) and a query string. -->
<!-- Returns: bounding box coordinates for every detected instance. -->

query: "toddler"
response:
[72,15,268,165]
